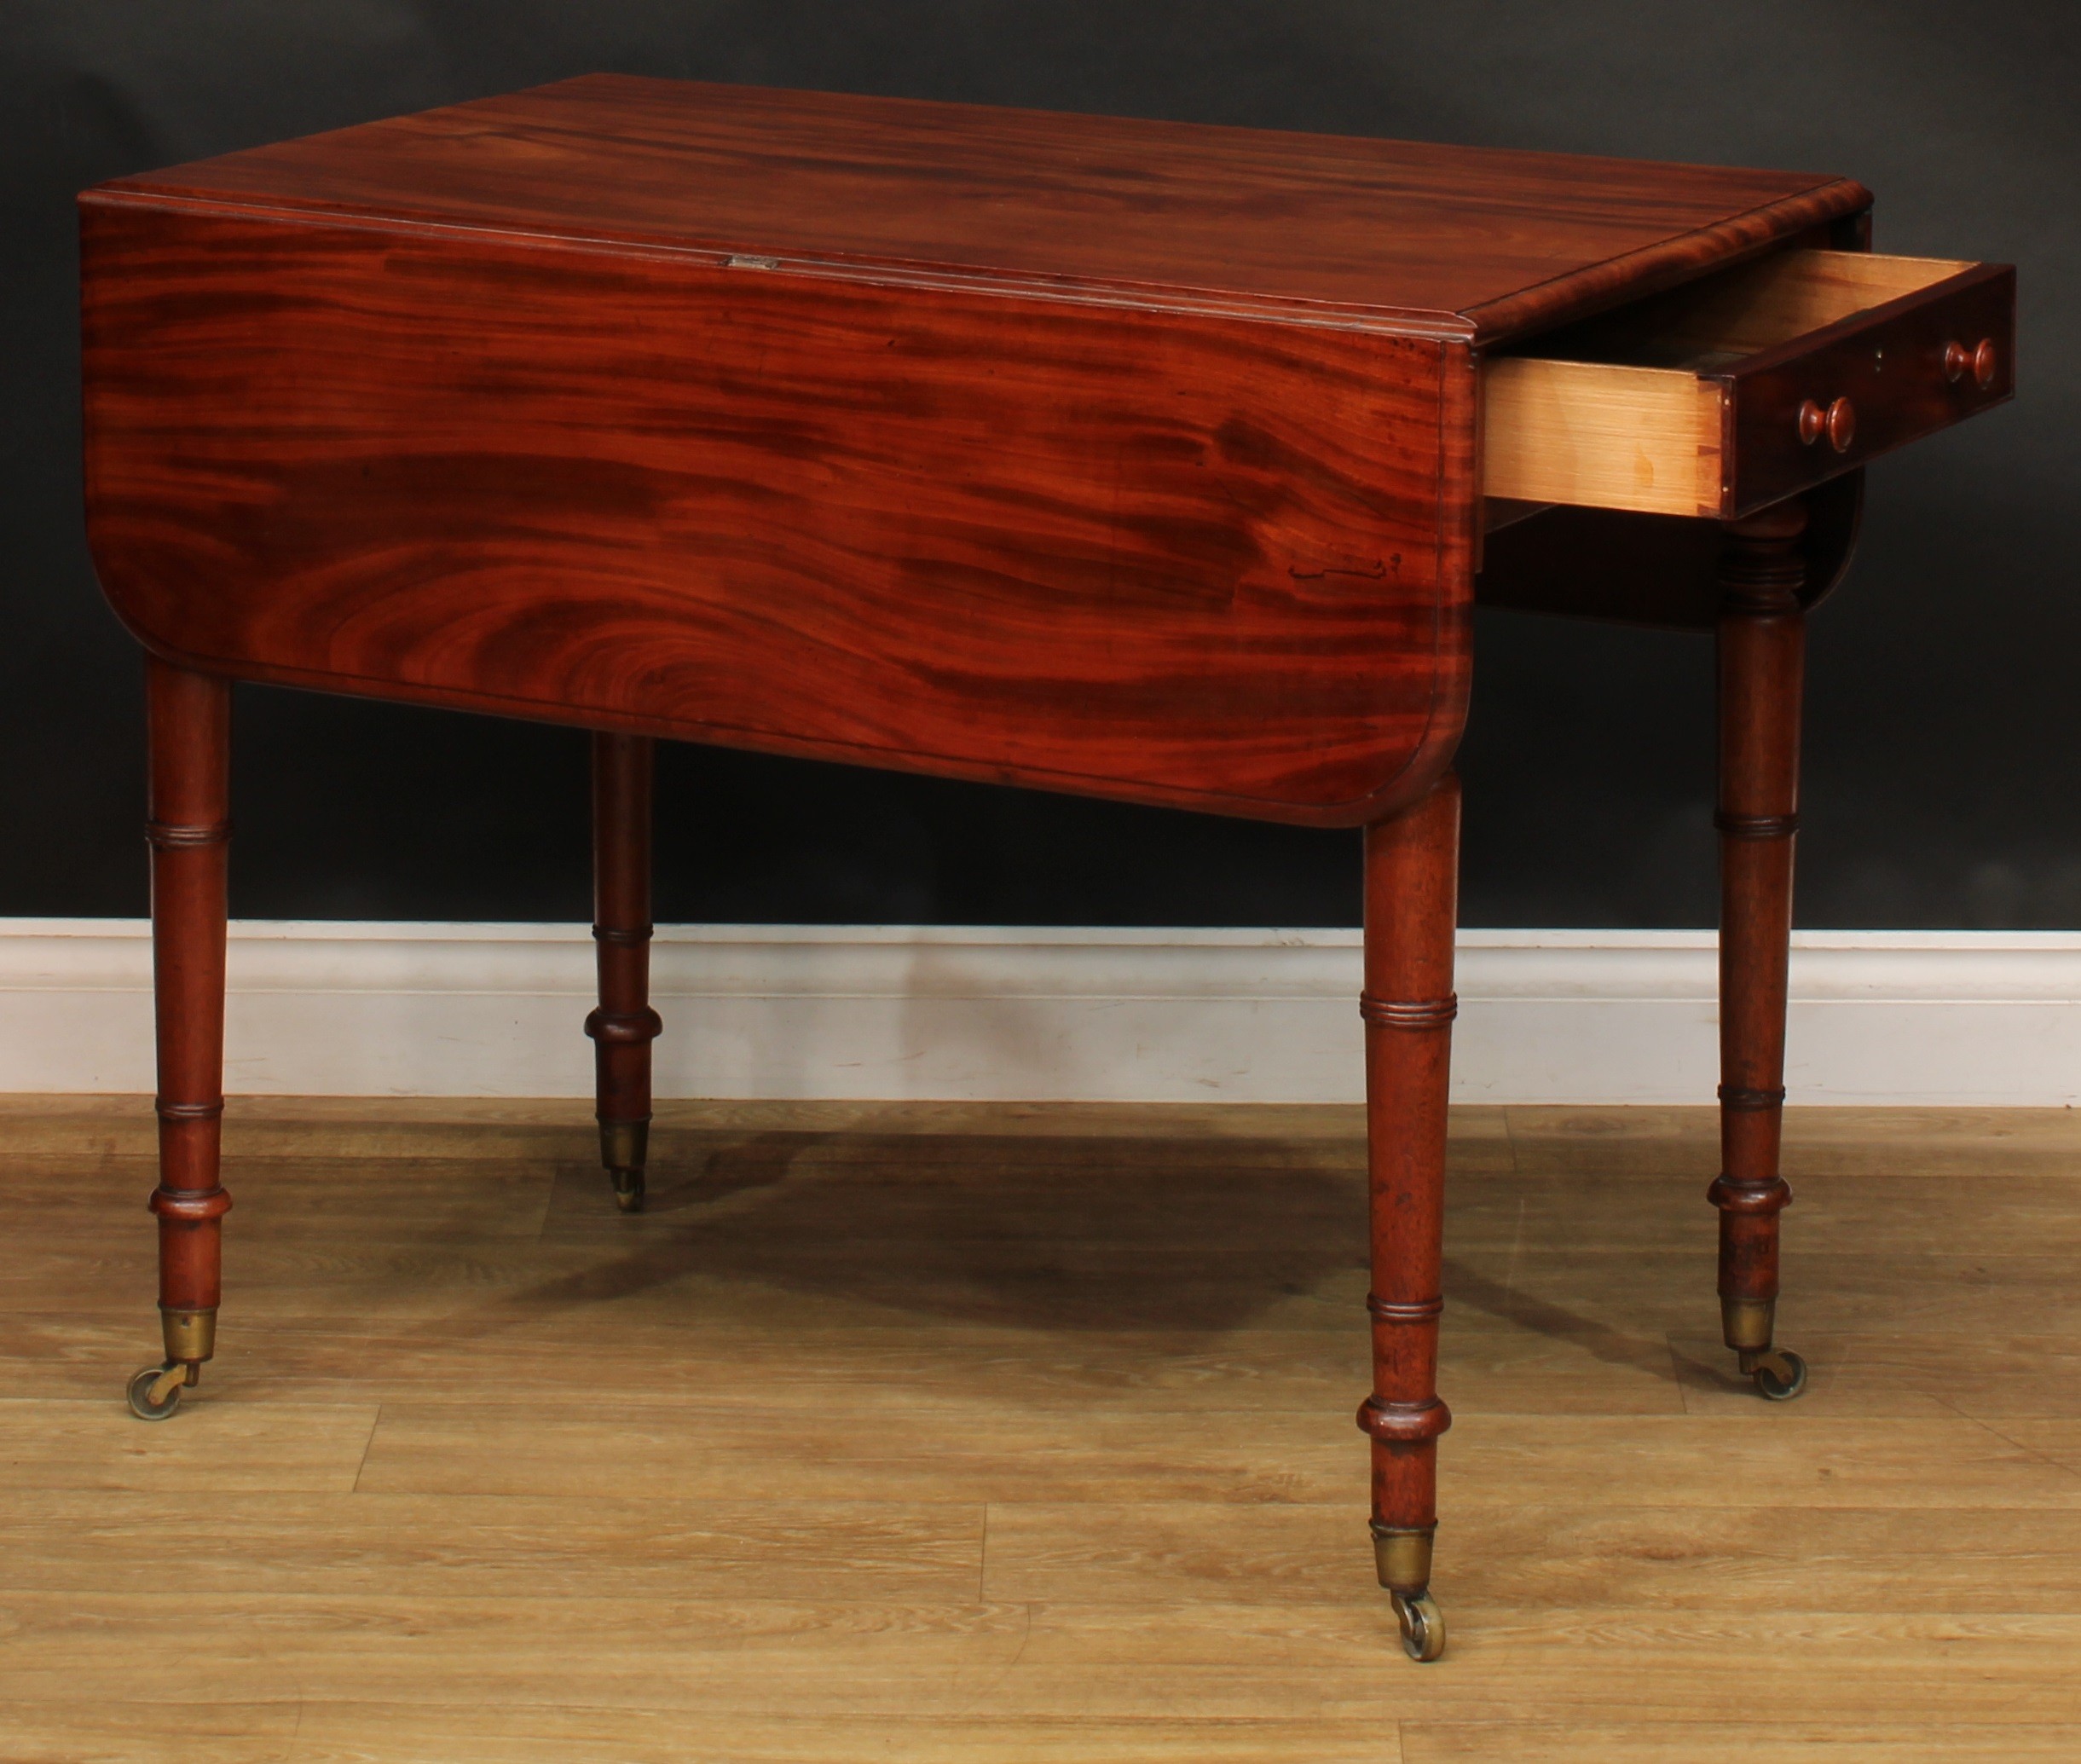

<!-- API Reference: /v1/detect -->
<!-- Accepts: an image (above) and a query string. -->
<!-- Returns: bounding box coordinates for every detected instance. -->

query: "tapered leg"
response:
[127,658,233,1420]
[1357,771,1459,1661]
[1711,500,1809,1401]
[587,732,661,1212]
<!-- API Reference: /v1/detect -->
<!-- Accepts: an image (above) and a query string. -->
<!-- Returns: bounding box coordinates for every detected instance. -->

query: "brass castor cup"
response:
[1391,1591,1446,1662]
[1373,1523,1447,1662]
[125,1362,191,1421]
[600,1120,647,1213]
[1742,1346,1808,1402]
[127,1309,212,1420]
[1724,1297,1807,1402]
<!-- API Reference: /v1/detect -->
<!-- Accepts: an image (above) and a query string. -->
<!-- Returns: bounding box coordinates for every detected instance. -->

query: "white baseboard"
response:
[2,919,2077,1106]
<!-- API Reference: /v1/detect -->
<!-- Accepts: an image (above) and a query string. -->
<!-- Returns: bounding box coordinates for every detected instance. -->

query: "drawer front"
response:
[1483,251,2015,522]
[1723,263,2014,517]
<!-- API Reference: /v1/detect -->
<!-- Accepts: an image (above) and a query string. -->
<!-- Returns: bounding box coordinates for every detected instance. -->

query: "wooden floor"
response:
[4,1096,2081,1761]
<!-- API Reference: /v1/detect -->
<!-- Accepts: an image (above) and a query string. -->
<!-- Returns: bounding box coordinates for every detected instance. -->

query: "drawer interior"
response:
[1482,249,1976,518]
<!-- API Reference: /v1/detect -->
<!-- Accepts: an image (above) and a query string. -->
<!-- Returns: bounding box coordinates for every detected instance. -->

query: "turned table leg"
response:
[128,658,234,1420]
[1711,500,1810,1402]
[587,732,661,1212]
[1357,771,1459,1661]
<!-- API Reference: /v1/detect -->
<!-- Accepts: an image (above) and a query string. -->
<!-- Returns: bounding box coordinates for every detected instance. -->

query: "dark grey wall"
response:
[6,3,2074,928]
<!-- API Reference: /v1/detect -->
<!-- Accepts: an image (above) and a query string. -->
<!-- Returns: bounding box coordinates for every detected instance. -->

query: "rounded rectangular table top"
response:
[91,73,1869,344]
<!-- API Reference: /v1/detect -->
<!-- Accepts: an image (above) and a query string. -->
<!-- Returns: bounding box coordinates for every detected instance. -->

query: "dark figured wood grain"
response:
[88,75,1870,343]
[80,196,1475,826]
[77,75,1890,825]
[145,658,233,1374]
[1357,774,1460,1595]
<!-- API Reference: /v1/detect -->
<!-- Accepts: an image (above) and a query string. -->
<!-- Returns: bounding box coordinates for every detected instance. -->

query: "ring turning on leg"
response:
[588,733,660,1212]
[1713,501,1808,1400]
[1358,773,1460,1659]
[130,660,233,1420]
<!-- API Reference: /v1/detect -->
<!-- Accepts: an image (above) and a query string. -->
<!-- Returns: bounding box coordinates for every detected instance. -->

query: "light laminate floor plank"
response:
[3,1096,2077,1761]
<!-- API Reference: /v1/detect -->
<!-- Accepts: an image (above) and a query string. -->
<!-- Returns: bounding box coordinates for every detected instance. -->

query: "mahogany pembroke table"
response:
[79,76,2014,1660]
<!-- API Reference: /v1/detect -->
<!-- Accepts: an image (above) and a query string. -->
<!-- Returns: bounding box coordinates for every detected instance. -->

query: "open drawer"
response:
[1482,249,2015,521]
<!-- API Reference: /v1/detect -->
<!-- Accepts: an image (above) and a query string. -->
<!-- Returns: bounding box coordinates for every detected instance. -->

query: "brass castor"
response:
[1742,1347,1808,1402]
[610,1168,645,1213]
[1391,1590,1445,1662]
[126,1362,189,1421]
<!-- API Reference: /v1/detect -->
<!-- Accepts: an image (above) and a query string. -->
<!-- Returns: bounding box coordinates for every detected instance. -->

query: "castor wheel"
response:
[1391,1590,1446,1662]
[1745,1347,1808,1402]
[126,1362,188,1421]
[610,1169,645,1213]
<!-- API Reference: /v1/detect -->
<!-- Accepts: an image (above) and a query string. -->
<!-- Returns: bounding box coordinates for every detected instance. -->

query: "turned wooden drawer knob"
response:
[1945,338,1998,389]
[1797,395,1855,452]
